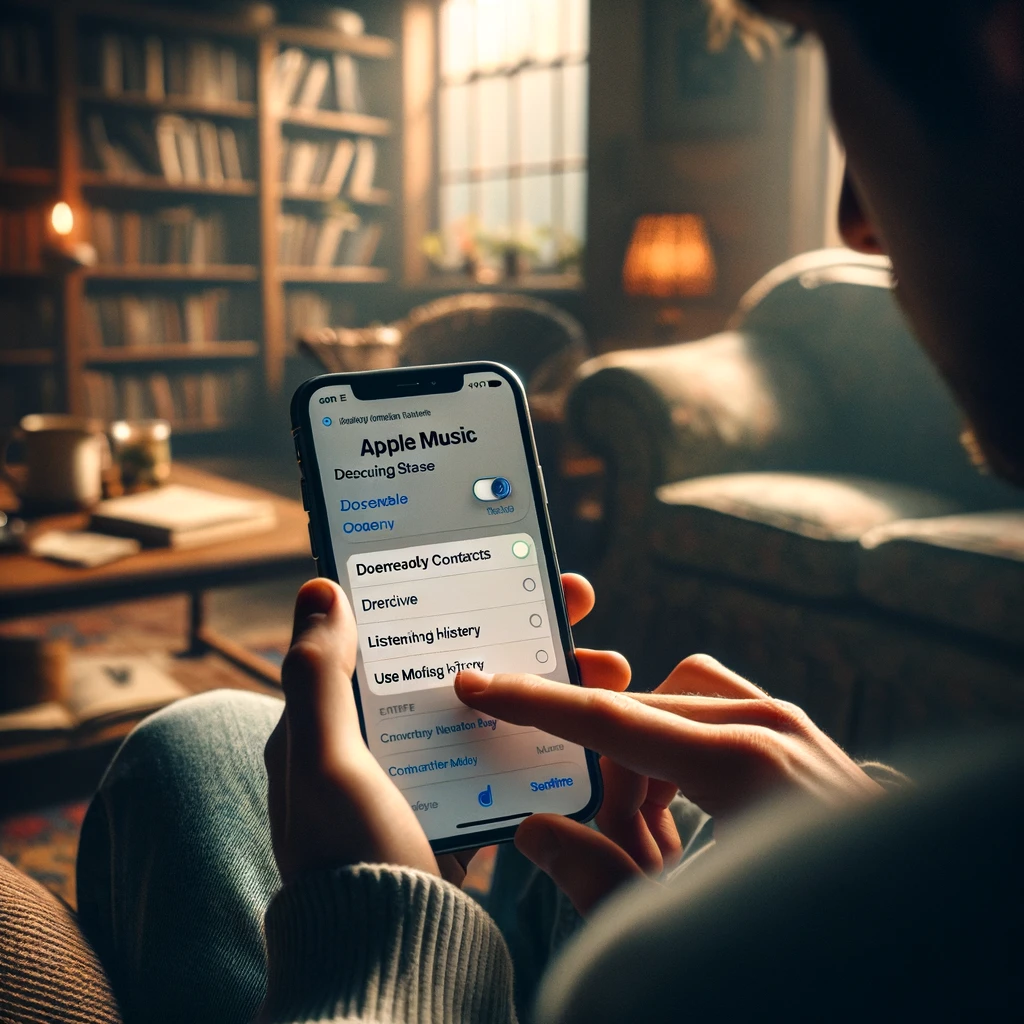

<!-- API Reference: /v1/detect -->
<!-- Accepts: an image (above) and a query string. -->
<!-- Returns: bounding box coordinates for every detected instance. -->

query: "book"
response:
[100,33,122,95]
[219,125,243,181]
[197,120,224,185]
[28,530,141,568]
[144,36,164,100]
[321,137,356,196]
[90,484,277,549]
[273,47,309,110]
[294,58,331,112]
[348,138,377,198]
[333,54,363,113]
[0,655,188,748]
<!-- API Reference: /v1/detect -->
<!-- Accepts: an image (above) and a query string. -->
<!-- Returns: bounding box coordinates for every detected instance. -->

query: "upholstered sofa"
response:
[568,249,1024,757]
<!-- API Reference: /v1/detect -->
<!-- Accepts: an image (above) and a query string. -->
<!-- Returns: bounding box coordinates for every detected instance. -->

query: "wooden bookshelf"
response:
[78,89,257,120]
[0,0,396,434]
[0,349,56,366]
[281,186,391,206]
[279,266,390,284]
[281,109,391,137]
[85,265,259,283]
[83,341,259,364]
[0,168,57,187]
[80,172,259,197]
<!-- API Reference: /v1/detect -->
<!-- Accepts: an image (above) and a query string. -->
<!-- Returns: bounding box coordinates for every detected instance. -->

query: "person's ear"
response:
[980,1,1024,90]
[837,168,885,255]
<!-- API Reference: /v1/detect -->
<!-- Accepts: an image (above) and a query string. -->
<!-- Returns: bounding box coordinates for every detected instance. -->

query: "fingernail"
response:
[455,669,493,695]
[296,579,336,619]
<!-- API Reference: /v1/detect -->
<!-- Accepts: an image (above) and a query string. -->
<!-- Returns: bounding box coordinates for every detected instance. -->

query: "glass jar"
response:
[110,419,172,491]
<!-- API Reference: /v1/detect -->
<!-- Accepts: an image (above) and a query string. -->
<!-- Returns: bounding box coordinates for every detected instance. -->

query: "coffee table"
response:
[0,463,313,687]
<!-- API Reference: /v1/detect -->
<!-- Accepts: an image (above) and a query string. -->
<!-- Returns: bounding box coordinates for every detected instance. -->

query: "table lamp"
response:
[622,214,717,326]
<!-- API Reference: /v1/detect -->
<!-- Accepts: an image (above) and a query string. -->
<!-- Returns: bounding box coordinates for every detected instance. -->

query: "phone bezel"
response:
[290,360,603,854]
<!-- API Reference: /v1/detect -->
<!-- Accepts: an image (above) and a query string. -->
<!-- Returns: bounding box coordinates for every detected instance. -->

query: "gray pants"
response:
[76,690,711,1023]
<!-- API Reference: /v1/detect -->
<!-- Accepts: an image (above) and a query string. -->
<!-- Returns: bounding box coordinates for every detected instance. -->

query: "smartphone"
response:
[291,361,602,853]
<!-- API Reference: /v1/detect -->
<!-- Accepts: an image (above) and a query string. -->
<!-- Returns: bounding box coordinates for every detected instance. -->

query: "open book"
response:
[0,656,188,748]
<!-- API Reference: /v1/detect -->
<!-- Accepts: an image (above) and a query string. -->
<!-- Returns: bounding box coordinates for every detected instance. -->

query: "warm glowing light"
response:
[51,201,74,236]
[622,214,717,298]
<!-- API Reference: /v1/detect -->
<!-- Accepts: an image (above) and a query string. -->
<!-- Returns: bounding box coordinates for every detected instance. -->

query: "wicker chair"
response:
[298,292,589,422]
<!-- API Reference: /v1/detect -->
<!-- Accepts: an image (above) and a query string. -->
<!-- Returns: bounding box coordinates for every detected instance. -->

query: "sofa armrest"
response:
[568,331,827,545]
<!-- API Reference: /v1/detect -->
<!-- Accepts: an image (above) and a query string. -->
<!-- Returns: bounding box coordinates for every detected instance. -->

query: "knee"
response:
[100,688,283,793]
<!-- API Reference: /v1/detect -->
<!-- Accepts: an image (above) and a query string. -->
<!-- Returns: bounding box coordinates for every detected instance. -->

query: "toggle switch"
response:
[473,476,512,502]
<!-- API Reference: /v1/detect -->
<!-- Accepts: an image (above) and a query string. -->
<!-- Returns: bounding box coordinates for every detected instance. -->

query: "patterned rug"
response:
[0,802,86,908]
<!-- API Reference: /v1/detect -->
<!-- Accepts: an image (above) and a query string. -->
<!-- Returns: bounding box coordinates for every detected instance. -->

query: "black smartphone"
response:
[291,361,602,854]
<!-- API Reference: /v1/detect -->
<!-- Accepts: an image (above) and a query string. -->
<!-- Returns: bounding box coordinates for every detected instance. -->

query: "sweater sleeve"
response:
[259,863,518,1024]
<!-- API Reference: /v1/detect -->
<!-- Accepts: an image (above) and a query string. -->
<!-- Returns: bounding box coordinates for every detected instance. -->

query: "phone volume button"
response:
[307,522,318,560]
[538,465,549,505]
[300,479,309,511]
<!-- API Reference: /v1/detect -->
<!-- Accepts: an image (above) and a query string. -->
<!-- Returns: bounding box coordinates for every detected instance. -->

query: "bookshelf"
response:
[0,0,395,436]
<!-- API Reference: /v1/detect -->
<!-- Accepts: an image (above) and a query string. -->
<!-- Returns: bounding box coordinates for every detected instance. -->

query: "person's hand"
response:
[454,654,883,914]
[264,574,630,888]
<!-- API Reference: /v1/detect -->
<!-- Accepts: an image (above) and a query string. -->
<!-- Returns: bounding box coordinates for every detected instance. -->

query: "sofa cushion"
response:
[858,512,1024,648]
[652,472,958,598]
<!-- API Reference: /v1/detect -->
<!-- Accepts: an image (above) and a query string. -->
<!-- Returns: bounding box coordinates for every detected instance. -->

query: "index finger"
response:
[454,670,709,784]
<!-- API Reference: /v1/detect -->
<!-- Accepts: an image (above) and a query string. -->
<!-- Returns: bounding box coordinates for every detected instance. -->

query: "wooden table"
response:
[0,464,313,686]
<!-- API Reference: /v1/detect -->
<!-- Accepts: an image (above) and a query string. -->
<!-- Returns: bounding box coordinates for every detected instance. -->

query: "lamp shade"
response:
[622,214,717,298]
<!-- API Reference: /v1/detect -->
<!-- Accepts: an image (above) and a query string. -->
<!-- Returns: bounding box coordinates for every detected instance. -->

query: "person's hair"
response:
[708,0,1001,130]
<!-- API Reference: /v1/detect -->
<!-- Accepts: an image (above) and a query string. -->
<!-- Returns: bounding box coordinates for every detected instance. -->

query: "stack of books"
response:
[272,48,364,114]
[90,206,229,266]
[83,32,255,104]
[0,207,44,270]
[277,213,382,268]
[83,289,243,349]
[0,20,45,93]
[85,112,253,185]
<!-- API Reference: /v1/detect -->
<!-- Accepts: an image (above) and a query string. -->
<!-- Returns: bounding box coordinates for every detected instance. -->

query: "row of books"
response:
[90,206,231,266]
[272,48,364,114]
[83,291,247,349]
[86,112,252,185]
[279,136,377,197]
[82,368,250,427]
[0,20,45,93]
[0,295,56,349]
[277,213,383,268]
[83,32,255,104]
[0,206,44,271]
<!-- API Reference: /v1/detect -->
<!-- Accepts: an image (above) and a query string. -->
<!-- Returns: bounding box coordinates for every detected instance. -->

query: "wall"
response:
[585,0,832,349]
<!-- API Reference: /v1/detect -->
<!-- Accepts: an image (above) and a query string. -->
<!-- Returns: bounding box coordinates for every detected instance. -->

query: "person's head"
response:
[716,1,1024,485]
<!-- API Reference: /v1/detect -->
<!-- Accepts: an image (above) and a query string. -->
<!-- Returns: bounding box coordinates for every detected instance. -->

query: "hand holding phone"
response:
[291,363,605,853]
[265,572,627,886]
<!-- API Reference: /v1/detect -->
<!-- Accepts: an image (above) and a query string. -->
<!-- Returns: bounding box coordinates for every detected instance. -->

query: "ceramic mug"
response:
[1,414,111,511]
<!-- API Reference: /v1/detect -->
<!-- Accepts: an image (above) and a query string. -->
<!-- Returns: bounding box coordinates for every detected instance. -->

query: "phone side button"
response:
[537,465,549,505]
[307,522,318,560]
[300,479,309,511]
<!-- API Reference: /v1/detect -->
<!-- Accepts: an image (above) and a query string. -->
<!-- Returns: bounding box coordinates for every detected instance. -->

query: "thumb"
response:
[514,814,650,917]
[281,578,360,759]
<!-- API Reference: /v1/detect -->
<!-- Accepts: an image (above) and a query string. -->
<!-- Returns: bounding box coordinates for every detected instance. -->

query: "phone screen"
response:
[300,366,598,848]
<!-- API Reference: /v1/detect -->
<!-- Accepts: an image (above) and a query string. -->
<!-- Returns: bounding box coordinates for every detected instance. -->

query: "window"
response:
[428,0,588,282]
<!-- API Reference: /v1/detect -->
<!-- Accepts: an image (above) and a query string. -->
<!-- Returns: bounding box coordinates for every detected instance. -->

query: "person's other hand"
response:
[265,574,629,888]
[454,654,883,914]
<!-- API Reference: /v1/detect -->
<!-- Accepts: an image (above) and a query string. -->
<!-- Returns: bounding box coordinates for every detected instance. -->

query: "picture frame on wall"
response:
[644,0,766,140]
